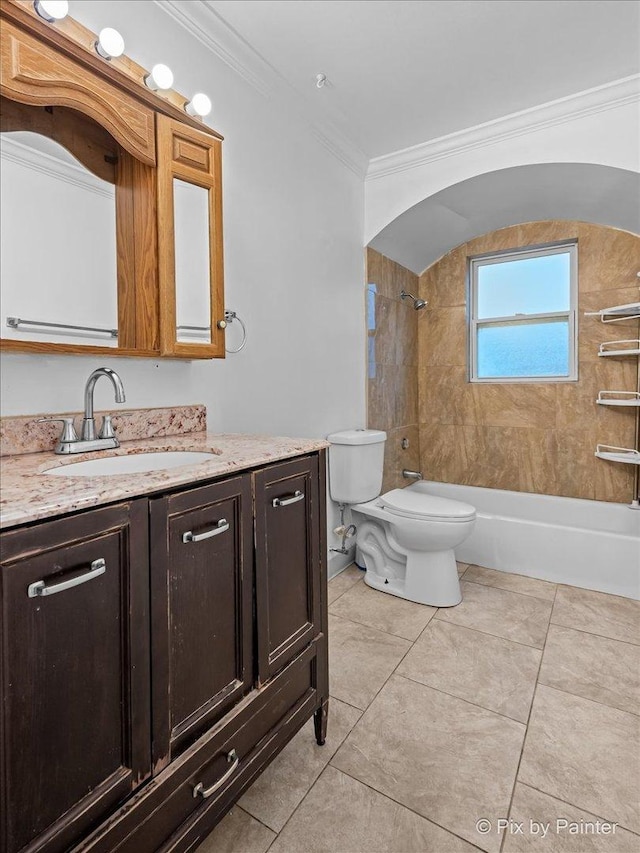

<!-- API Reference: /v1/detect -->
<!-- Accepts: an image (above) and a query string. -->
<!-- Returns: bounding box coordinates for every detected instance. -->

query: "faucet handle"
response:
[37,417,79,443]
[98,414,117,440]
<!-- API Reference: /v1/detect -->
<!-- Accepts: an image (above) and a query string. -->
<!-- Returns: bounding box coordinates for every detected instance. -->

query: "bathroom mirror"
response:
[0,130,118,347]
[174,179,212,345]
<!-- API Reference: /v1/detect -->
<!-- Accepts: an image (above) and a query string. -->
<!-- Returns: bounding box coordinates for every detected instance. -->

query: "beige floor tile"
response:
[195,806,275,853]
[502,783,640,852]
[332,674,525,853]
[538,625,640,716]
[269,766,478,853]
[397,620,541,722]
[238,698,361,832]
[435,582,552,649]
[551,586,640,645]
[463,565,557,601]
[329,580,437,641]
[518,685,640,833]
[327,564,363,605]
[328,615,411,709]
[457,561,470,576]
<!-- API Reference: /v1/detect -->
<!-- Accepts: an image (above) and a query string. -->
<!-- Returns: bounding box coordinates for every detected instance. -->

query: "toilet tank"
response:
[327,429,386,504]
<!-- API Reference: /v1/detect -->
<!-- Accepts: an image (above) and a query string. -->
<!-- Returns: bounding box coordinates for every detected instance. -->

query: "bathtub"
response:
[412,481,640,600]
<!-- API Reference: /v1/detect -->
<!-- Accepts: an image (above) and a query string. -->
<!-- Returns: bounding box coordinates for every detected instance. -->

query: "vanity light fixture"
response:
[144,63,174,92]
[95,27,125,60]
[34,0,69,22]
[185,93,212,118]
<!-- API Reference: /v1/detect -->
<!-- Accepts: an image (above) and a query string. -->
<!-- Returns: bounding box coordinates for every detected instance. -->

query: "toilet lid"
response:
[379,489,476,521]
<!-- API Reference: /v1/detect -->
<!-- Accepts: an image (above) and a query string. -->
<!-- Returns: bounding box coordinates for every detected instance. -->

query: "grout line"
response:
[432,612,547,650]
[549,616,640,648]
[461,577,557,604]
[234,805,278,837]
[327,603,430,643]
[514,782,640,838]
[330,764,487,852]
[394,671,530,727]
[534,681,640,719]
[499,582,557,853]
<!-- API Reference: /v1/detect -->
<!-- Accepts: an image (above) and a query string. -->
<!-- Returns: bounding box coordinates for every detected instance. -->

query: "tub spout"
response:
[403,469,423,480]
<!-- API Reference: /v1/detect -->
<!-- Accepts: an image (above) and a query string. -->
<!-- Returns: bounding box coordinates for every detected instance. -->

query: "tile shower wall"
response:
[366,249,420,492]
[418,222,640,503]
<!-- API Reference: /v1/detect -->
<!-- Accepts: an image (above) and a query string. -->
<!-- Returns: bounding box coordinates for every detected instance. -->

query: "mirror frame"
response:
[0,0,225,359]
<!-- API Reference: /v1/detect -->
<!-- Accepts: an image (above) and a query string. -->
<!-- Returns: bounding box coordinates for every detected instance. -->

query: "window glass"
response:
[477,319,570,378]
[477,251,571,319]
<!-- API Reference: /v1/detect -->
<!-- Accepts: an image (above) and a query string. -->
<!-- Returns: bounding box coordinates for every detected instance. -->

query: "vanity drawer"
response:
[79,641,320,853]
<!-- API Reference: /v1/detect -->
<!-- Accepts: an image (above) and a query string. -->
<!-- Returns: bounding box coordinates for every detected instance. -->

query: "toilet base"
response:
[363,554,462,607]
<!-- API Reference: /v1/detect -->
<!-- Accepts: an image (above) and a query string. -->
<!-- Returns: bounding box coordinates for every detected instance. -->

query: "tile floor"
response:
[198,563,640,853]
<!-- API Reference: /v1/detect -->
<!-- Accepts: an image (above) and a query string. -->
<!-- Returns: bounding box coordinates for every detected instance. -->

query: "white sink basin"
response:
[44,451,218,477]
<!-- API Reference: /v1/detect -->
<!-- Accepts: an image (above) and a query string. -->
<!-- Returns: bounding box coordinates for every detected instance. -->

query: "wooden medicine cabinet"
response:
[0,0,226,359]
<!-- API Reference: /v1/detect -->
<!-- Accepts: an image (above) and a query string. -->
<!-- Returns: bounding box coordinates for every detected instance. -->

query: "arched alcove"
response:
[368,164,640,274]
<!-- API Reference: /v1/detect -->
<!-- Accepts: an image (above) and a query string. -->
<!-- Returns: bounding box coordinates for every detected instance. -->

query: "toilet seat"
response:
[378,489,476,522]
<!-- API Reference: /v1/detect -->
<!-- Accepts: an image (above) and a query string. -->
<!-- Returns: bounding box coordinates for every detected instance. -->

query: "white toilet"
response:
[327,429,476,607]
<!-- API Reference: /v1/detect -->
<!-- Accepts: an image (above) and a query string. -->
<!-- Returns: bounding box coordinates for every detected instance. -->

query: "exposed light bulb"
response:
[95,27,125,60]
[34,0,69,22]
[144,63,174,91]
[185,93,212,118]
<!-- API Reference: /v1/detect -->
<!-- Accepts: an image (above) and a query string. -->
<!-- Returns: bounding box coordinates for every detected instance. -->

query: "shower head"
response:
[400,290,427,310]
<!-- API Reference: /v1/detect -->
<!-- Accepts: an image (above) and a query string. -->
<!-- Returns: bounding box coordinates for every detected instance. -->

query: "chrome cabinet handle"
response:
[272,490,304,508]
[182,519,229,543]
[192,749,239,799]
[28,558,106,598]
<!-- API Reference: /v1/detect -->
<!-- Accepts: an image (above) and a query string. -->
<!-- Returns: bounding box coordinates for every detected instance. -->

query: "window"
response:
[469,242,577,382]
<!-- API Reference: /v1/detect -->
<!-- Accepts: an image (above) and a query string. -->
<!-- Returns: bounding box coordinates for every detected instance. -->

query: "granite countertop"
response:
[0,433,328,530]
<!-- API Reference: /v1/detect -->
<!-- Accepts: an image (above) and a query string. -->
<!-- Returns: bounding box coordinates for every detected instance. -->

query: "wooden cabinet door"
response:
[0,501,150,853]
[254,456,321,682]
[150,476,253,767]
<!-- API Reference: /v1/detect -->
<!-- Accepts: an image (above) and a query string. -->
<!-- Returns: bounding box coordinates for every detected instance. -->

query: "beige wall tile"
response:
[577,223,640,293]
[413,222,640,503]
[369,295,398,365]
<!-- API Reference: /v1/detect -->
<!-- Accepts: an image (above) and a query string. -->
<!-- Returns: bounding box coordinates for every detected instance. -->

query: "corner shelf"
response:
[598,340,640,357]
[584,302,640,324]
[595,445,640,466]
[587,281,640,491]
[596,391,640,407]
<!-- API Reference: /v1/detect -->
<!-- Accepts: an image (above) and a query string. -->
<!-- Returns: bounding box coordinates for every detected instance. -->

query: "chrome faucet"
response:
[38,367,126,455]
[402,469,423,481]
[82,367,126,441]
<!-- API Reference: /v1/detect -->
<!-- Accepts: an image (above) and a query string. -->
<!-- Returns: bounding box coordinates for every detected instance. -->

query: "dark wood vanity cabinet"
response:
[0,452,328,853]
[150,476,254,764]
[0,501,151,853]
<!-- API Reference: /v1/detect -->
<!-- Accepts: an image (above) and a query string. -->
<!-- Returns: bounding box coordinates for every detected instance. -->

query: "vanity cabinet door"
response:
[254,456,322,683]
[0,501,150,853]
[150,475,253,768]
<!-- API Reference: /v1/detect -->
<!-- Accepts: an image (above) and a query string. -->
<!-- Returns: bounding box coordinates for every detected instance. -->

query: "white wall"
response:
[0,0,366,565]
[365,79,640,243]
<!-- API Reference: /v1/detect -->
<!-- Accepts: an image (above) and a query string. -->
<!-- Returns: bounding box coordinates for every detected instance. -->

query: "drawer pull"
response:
[27,558,106,598]
[272,490,304,508]
[192,749,239,799]
[182,519,229,543]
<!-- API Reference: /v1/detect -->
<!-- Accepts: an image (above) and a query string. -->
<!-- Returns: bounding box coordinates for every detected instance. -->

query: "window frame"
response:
[468,241,578,384]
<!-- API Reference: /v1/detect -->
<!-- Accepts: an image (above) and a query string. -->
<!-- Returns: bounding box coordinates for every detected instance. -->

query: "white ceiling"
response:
[369,164,640,273]
[206,0,640,159]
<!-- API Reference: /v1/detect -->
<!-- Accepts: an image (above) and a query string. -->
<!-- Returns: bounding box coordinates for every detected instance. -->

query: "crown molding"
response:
[367,75,640,181]
[154,0,368,177]
[1,137,115,198]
